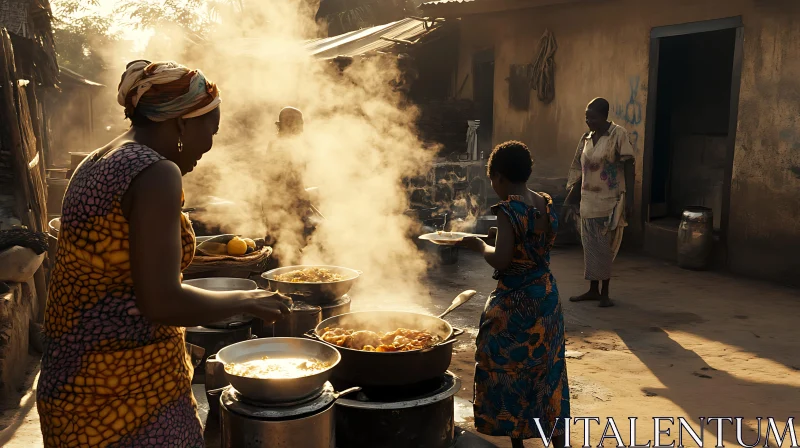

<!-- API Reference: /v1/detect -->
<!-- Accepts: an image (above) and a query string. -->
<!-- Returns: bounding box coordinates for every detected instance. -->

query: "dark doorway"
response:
[473,49,494,156]
[644,18,743,243]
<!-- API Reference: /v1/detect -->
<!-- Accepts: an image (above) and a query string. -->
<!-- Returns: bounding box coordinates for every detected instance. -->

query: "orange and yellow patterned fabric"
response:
[473,193,570,440]
[38,143,202,447]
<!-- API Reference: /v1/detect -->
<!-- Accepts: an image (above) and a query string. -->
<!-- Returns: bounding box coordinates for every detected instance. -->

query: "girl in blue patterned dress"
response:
[459,141,570,448]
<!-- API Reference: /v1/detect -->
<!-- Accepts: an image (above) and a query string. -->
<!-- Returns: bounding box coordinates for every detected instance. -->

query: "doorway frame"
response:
[641,16,744,256]
[472,47,495,151]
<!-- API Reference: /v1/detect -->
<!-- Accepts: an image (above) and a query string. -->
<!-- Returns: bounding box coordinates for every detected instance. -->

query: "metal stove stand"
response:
[334,371,461,448]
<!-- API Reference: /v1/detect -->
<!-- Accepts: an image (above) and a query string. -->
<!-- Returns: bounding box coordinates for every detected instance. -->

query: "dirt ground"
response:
[2,246,799,447]
[435,247,800,447]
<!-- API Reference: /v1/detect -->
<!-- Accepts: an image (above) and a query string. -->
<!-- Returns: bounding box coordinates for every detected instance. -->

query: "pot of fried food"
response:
[307,310,464,387]
[216,337,341,403]
[261,265,361,304]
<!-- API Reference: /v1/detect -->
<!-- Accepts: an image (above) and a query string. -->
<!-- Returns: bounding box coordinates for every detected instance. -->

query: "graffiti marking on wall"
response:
[615,76,643,126]
[615,75,644,152]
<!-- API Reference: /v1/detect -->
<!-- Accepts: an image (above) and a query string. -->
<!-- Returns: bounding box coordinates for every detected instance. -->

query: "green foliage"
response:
[51,0,230,79]
[52,0,119,80]
[54,0,100,17]
[122,0,213,34]
[118,0,243,35]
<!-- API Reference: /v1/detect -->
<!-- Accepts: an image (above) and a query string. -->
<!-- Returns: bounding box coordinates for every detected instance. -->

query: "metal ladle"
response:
[438,290,478,319]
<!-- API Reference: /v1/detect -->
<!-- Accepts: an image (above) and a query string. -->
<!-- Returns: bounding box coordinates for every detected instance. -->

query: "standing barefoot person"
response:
[567,98,635,307]
[459,141,569,448]
[38,60,291,447]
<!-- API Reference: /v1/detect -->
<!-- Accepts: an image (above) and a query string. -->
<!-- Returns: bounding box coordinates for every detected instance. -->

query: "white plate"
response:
[418,232,488,246]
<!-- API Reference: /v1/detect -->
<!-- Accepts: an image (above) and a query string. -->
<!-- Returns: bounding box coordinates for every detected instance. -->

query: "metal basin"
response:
[183,278,257,327]
[216,337,341,403]
[183,277,257,291]
[262,265,361,304]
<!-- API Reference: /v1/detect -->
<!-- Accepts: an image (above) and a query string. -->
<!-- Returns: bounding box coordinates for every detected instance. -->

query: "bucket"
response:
[439,246,459,265]
[48,217,60,236]
[677,206,714,270]
[475,216,497,235]
[47,217,60,263]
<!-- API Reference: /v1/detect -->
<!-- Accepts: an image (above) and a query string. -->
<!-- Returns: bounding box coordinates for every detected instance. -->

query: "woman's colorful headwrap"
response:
[117,60,221,122]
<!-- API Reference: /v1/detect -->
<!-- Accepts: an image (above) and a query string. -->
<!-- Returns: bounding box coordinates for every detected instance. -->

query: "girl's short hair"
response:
[487,140,533,183]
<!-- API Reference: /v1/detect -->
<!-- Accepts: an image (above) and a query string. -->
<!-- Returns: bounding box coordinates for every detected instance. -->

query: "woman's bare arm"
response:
[125,160,288,327]
[459,210,514,270]
[478,212,515,271]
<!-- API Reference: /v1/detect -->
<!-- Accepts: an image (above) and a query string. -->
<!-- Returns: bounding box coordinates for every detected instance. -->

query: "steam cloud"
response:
[98,0,440,308]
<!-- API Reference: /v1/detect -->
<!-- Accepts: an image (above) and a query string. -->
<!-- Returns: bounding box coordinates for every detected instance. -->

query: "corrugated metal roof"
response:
[422,0,477,6]
[422,0,594,16]
[420,0,479,11]
[226,18,445,61]
[420,0,500,17]
[59,67,104,88]
[306,17,442,59]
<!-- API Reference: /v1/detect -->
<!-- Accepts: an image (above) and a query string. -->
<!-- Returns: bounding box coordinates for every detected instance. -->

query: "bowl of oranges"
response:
[196,234,262,257]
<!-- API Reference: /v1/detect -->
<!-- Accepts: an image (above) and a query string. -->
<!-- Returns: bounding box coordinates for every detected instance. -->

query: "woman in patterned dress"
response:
[37,60,291,448]
[459,141,570,448]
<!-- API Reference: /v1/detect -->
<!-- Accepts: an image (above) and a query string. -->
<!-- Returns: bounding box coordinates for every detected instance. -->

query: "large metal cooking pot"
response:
[309,310,465,387]
[183,277,256,328]
[261,265,361,303]
[216,337,341,403]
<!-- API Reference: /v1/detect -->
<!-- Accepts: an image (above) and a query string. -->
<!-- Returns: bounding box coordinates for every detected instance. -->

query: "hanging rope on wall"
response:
[529,29,557,104]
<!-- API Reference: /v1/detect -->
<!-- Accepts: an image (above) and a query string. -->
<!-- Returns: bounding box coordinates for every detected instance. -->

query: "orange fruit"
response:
[226,237,248,256]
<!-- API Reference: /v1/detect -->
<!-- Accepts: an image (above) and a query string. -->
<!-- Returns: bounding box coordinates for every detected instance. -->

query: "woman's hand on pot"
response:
[242,290,292,324]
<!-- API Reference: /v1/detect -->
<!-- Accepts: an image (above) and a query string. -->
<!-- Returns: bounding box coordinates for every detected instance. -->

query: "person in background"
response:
[458,141,569,448]
[38,60,291,448]
[271,107,321,248]
[567,98,635,308]
[276,106,304,136]
[273,106,306,202]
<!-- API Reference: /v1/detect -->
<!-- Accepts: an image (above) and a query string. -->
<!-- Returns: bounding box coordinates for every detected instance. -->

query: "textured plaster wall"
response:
[453,0,800,285]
